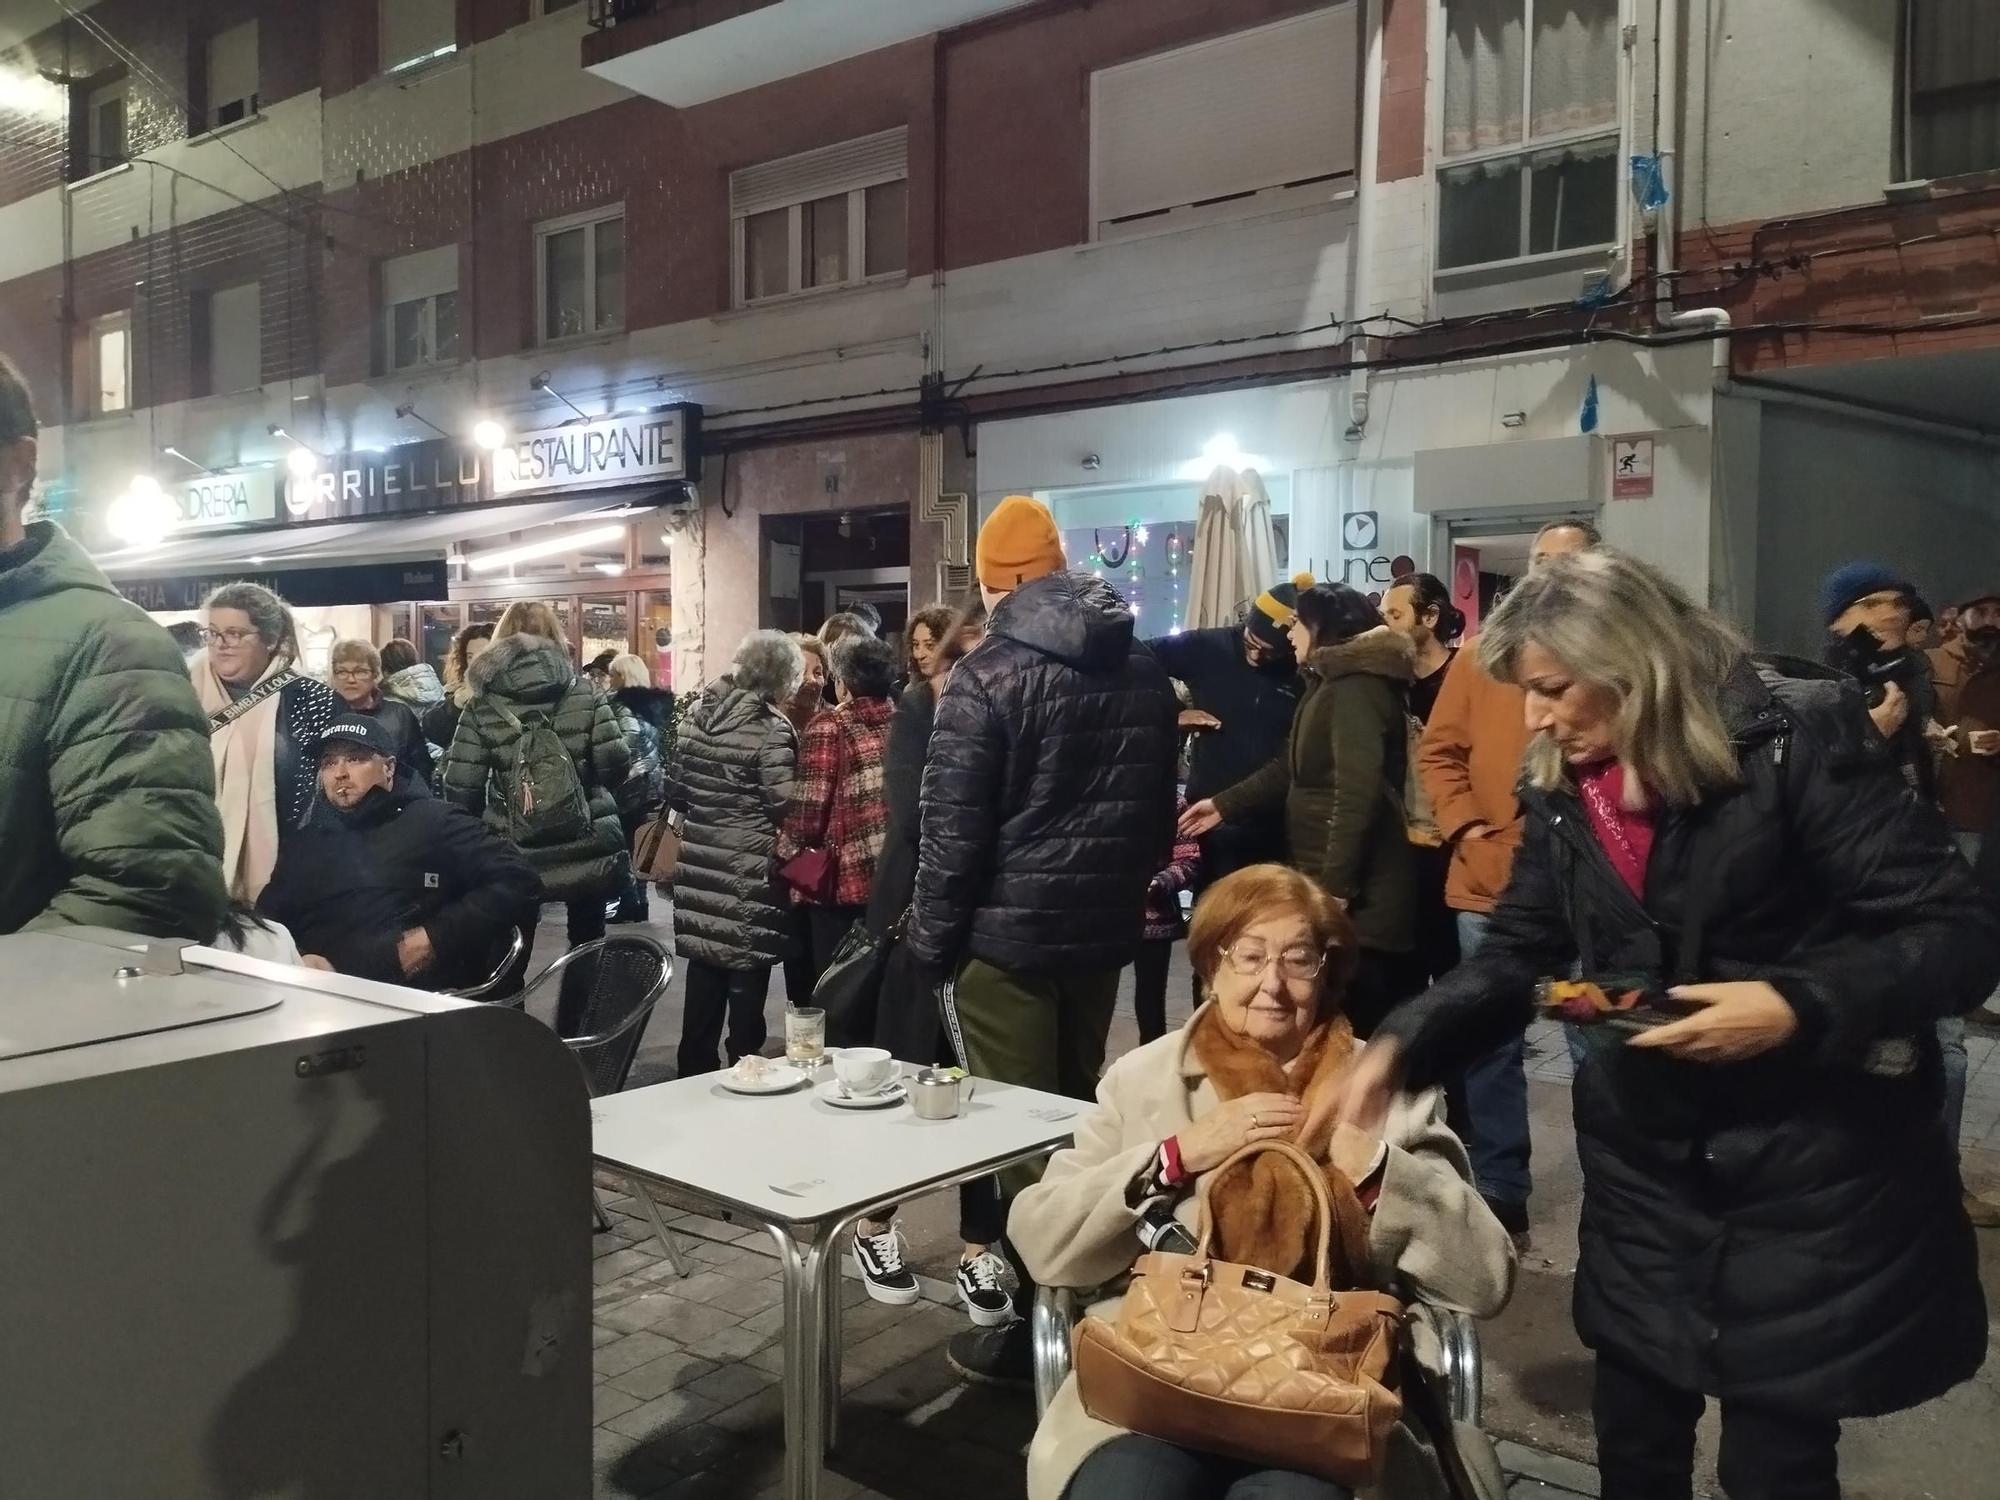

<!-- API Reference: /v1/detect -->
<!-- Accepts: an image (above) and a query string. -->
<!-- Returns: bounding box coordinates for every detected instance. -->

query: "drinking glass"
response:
[785,1007,826,1066]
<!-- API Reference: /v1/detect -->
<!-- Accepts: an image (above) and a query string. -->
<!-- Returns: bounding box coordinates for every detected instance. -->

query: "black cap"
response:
[318,715,398,759]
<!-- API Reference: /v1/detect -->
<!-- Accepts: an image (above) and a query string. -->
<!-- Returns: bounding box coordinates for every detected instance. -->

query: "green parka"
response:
[1213,625,1417,952]
[0,521,226,938]
[440,633,632,901]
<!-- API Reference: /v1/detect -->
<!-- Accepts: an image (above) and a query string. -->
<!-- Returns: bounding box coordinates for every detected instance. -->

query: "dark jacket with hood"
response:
[1212,626,1417,953]
[258,783,539,988]
[439,634,631,901]
[612,684,673,817]
[1377,663,2000,1419]
[0,521,228,939]
[666,679,797,970]
[908,570,1179,974]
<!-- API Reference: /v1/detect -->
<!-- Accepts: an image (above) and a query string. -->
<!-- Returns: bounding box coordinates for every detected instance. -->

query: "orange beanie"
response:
[975,494,1066,591]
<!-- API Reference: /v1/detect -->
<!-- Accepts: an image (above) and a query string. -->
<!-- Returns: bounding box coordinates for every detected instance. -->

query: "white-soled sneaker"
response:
[955,1251,1014,1327]
[852,1224,919,1306]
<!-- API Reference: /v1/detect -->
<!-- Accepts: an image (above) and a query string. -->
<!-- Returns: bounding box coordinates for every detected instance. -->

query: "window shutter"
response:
[1091,6,1358,228]
[730,127,908,219]
[381,0,455,70]
[208,282,262,393]
[382,245,459,306]
[207,20,258,123]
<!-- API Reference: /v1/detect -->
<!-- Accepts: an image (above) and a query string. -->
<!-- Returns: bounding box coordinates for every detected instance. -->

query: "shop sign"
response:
[283,440,487,523]
[175,470,278,531]
[490,405,701,499]
[116,558,450,614]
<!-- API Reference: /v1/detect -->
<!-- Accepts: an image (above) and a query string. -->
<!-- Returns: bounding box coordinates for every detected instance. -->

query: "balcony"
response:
[583,0,1035,107]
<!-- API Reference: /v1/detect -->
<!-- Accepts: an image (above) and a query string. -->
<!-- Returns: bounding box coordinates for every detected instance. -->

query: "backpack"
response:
[488,699,593,848]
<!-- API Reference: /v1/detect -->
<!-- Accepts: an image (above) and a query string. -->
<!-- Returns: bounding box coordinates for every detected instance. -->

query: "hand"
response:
[1933,722,1962,757]
[1972,729,2000,757]
[1626,981,1797,1063]
[300,954,334,972]
[1177,1092,1304,1174]
[396,928,436,977]
[1869,680,1909,739]
[1179,799,1223,837]
[1328,1037,1404,1137]
[1328,1122,1384,1184]
[1179,709,1222,732]
[1457,821,1497,843]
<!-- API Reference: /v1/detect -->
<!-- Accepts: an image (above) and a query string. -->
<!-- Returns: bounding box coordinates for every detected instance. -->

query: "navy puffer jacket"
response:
[907,570,1179,974]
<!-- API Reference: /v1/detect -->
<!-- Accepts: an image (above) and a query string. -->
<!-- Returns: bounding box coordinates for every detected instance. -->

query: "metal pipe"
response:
[1347,0,1385,434]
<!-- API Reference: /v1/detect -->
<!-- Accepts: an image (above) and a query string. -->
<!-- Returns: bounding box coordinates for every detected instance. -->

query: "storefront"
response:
[94,406,700,686]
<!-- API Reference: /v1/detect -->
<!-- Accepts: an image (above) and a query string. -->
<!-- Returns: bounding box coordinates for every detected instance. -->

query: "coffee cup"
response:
[832,1047,896,1096]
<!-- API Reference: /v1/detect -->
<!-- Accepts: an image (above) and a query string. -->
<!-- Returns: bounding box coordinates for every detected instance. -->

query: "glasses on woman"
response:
[1219,943,1329,982]
[332,665,377,680]
[201,627,259,647]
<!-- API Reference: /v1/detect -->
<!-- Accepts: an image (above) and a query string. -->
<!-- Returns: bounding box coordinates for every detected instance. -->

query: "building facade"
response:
[2,0,1994,679]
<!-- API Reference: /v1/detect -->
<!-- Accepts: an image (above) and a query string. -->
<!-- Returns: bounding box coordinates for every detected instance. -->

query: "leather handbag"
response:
[777,715,848,903]
[632,810,683,887]
[809,915,898,1048]
[1072,1138,1406,1487]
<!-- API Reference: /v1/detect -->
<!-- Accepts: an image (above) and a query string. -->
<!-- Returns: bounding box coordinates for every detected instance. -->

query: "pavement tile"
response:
[594,1329,684,1379]
[683,1322,779,1363]
[609,1350,720,1401]
[594,1384,646,1425]
[659,1269,746,1306]
[703,1276,786,1317]
[737,1305,788,1339]
[600,1387,722,1443]
[633,1420,748,1477]
[685,1361,778,1404]
[842,1307,960,1380]
[710,1383,787,1435]
[595,1246,667,1285]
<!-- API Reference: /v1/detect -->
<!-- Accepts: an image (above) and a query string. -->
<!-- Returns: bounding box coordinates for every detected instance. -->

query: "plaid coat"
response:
[777,694,893,907]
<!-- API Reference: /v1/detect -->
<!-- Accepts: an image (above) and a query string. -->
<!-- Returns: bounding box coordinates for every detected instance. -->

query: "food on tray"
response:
[731,1054,775,1083]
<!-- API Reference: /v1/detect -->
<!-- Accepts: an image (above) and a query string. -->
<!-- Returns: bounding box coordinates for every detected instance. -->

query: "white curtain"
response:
[1442,0,1616,158]
[1529,0,1618,140]
[1909,0,2000,180]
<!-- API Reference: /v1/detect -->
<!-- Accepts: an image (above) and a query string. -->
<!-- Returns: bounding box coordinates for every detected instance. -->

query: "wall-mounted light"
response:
[1500,410,1527,429]
[106,475,177,547]
[162,446,217,477]
[394,402,453,440]
[1177,432,1270,480]
[529,371,592,423]
[472,418,508,452]
[267,424,324,477]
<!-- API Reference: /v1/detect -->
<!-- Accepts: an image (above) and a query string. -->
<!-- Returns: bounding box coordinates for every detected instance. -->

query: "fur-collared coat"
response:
[1212,626,1418,951]
[1009,1009,1515,1500]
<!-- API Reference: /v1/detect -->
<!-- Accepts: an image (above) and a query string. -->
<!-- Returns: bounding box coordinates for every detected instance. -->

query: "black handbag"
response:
[811,914,898,1048]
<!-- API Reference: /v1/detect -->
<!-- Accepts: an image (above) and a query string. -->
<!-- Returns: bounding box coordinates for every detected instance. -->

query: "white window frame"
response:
[380,246,460,373]
[86,76,129,173]
[534,206,625,347]
[1428,0,1629,279]
[86,310,131,417]
[729,130,909,308]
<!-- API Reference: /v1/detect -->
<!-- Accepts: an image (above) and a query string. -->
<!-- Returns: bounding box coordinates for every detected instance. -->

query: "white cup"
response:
[832,1047,896,1095]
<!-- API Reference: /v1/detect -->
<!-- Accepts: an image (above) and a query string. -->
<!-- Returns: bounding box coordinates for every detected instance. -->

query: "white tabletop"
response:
[591,1066,1084,1225]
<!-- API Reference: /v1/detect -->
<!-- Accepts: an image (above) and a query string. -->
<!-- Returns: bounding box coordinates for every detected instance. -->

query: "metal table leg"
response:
[768,1222,829,1500]
[623,1173,692,1279]
[820,1217,850,1453]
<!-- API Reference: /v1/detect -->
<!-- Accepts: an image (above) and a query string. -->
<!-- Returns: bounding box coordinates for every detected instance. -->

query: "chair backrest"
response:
[546,934,671,1097]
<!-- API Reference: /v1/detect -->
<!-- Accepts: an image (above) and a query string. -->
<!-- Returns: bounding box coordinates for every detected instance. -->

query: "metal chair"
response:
[440,928,528,1005]
[1031,1285,1484,1426]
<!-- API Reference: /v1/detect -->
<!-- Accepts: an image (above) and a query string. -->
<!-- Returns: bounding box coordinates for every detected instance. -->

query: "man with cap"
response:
[1821,561,1936,796]
[1145,572,1307,889]
[257,715,538,989]
[909,494,1179,1381]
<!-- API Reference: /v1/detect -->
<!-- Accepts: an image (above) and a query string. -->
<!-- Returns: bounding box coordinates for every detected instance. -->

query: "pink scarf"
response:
[1576,761,1655,900]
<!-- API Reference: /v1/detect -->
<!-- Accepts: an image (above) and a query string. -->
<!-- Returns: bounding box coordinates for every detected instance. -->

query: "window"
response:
[86,76,128,173]
[1436,0,1621,271]
[1905,1,2000,180]
[381,0,456,75]
[535,209,623,344]
[535,0,583,13]
[1089,9,1358,239]
[729,129,909,306]
[86,312,131,416]
[196,282,261,395]
[380,245,460,372]
[204,20,259,130]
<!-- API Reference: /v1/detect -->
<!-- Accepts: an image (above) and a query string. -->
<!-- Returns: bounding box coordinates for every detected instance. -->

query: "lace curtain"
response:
[1443,0,1618,159]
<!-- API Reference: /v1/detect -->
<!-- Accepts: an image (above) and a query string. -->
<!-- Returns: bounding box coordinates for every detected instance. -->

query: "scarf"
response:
[1188,1002,1358,1283]
[193,651,290,903]
[1576,761,1655,899]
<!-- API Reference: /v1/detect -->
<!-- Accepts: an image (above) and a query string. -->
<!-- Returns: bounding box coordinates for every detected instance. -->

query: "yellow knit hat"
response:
[976,495,1066,591]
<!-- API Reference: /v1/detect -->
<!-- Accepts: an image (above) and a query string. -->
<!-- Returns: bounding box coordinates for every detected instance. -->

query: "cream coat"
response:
[1009,1020,1517,1500]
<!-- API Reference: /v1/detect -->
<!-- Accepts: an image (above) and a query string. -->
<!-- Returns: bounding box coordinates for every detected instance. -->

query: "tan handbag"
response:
[1072,1138,1406,1486]
[632,811,683,887]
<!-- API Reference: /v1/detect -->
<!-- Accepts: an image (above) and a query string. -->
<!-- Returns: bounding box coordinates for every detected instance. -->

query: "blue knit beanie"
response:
[1820,561,1908,627]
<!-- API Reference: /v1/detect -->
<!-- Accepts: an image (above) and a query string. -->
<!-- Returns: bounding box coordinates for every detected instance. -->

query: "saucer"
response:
[815,1078,907,1110]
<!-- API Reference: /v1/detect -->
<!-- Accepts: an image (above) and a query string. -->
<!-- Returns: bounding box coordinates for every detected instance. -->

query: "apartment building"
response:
[1,0,1993,679]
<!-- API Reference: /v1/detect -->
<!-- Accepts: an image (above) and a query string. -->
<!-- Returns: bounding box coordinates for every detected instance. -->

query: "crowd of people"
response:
[3,327,1999,1499]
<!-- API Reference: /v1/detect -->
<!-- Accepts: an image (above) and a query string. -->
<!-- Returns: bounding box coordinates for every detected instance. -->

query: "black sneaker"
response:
[946,1318,1032,1387]
[852,1224,919,1306]
[955,1251,1014,1328]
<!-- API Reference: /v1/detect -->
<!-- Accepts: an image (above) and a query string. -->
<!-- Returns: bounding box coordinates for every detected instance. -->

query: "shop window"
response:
[536,207,624,344]
[1905,0,2000,180]
[194,281,261,396]
[381,0,456,75]
[380,245,461,373]
[1435,0,1621,271]
[82,75,128,175]
[729,128,908,306]
[82,311,131,417]
[204,20,259,130]
[1089,8,1358,240]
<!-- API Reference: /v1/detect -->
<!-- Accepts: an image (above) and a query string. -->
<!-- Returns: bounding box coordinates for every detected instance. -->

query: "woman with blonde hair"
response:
[1336,550,2000,1500]
[327,637,432,786]
[440,599,631,974]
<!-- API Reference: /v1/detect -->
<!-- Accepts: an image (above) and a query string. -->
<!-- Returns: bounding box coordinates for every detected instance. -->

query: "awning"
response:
[93,493,642,580]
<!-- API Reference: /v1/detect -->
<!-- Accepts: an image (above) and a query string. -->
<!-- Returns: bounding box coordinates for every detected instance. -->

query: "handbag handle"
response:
[1191,1137,1375,1291]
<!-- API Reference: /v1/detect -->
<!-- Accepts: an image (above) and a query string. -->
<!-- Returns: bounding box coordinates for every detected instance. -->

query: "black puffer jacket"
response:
[666,680,796,971]
[908,570,1179,974]
[1379,662,1999,1418]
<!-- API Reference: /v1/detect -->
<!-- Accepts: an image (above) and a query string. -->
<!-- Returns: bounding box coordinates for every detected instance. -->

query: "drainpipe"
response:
[1653,0,1731,367]
[1347,0,1384,437]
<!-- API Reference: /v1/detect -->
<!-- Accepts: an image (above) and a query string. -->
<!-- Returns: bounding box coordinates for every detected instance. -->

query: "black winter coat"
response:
[258,784,539,988]
[273,676,339,835]
[666,681,796,971]
[907,570,1179,974]
[1145,625,1299,803]
[1378,663,2000,1419]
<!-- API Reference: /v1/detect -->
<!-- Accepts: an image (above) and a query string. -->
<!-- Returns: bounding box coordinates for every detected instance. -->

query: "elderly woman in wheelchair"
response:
[1008,864,1516,1500]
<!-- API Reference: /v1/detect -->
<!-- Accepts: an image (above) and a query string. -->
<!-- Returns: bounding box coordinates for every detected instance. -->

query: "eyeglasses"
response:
[201,627,260,647]
[1219,943,1330,982]
[332,665,377,680]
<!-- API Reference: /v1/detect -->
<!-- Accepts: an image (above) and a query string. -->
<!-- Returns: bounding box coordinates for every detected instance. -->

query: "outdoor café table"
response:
[589,1065,1083,1500]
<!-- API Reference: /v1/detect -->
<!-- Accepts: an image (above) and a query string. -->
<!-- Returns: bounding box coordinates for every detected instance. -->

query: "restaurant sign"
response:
[283,440,487,523]
[116,559,451,614]
[490,405,701,499]
[174,469,278,531]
